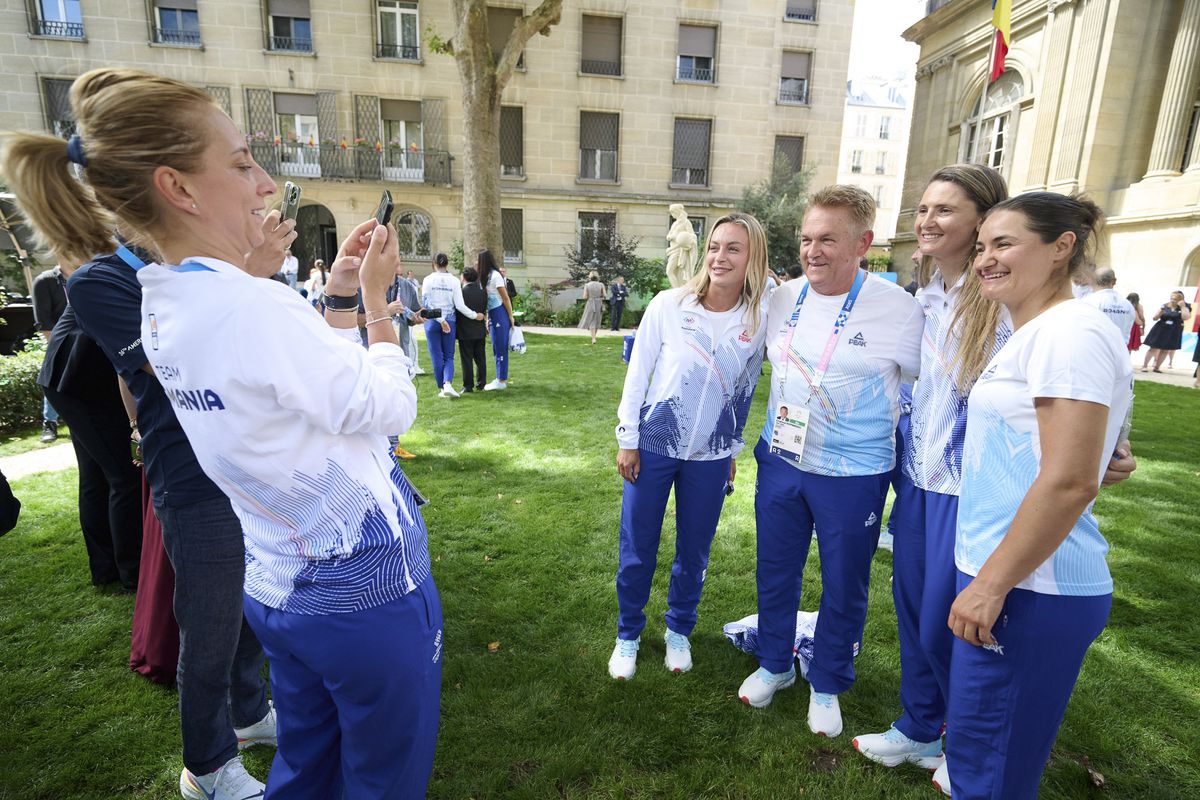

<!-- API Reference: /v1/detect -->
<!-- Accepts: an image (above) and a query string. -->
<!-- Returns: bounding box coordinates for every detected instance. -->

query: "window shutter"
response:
[268,0,310,17]
[678,24,716,57]
[580,112,618,151]
[781,51,811,79]
[581,15,621,64]
[672,119,711,169]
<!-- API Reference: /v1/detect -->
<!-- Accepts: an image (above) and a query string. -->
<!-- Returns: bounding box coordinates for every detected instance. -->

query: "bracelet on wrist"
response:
[129,419,138,430]
[321,292,359,311]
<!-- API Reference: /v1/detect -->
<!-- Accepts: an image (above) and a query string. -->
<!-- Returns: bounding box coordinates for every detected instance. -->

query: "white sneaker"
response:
[441,383,460,398]
[180,756,264,800]
[483,380,507,391]
[234,702,277,750]
[852,725,942,769]
[413,366,426,375]
[608,638,639,680]
[663,630,692,673]
[738,666,796,708]
[932,758,952,796]
[808,687,843,737]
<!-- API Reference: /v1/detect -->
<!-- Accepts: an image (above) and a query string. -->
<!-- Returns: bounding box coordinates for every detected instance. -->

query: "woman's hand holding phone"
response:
[325,218,379,297]
[359,222,400,305]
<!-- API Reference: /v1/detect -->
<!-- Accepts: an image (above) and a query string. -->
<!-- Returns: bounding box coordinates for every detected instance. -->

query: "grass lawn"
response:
[0,333,1197,799]
[0,423,70,458]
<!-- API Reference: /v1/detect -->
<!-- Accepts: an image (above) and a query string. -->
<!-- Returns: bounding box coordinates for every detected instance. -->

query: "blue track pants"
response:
[488,307,510,381]
[891,474,960,743]
[615,449,730,640]
[946,571,1109,799]
[424,318,457,387]
[753,439,887,693]
[243,578,443,800]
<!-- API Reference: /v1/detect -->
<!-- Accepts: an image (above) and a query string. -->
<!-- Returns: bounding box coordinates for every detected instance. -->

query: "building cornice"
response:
[1106,208,1200,228]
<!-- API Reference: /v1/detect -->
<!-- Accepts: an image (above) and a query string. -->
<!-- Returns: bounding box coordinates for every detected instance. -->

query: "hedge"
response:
[0,338,45,431]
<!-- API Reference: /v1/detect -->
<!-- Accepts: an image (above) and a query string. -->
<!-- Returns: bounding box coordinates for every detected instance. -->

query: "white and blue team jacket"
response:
[138,257,430,615]
[616,288,766,461]
[902,270,1013,496]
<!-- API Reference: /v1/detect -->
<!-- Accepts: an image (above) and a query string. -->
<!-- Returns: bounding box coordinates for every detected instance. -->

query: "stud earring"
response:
[191,202,198,209]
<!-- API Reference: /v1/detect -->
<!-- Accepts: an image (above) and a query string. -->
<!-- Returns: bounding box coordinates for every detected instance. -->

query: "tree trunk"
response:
[449,0,562,268]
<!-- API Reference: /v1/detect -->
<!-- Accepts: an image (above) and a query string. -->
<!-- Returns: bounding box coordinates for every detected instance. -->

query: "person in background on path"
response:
[457,267,489,393]
[610,275,629,329]
[1126,292,1145,352]
[785,263,804,282]
[303,258,326,303]
[422,251,484,398]
[31,264,67,442]
[610,212,769,681]
[281,248,298,290]
[578,270,606,344]
[386,261,427,462]
[38,257,143,592]
[1141,290,1192,372]
[1081,268,1135,342]
[500,265,517,300]
[945,193,1132,799]
[738,186,923,741]
[478,250,514,391]
[406,269,419,291]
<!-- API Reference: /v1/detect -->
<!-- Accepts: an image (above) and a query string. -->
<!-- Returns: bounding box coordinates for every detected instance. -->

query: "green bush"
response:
[552,304,583,327]
[0,337,45,431]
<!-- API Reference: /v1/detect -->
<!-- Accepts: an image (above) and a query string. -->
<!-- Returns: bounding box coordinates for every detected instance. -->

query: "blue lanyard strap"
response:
[778,268,867,396]
[115,245,145,270]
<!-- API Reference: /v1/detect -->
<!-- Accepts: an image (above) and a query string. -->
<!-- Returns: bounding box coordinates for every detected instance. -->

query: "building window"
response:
[377,1,419,60]
[879,116,892,140]
[785,1,817,22]
[579,111,618,182]
[502,208,523,264]
[31,0,83,37]
[779,51,811,104]
[875,151,887,174]
[961,70,1023,172]
[1181,102,1200,172]
[488,6,524,69]
[380,99,423,182]
[854,113,868,138]
[154,1,201,46]
[774,136,805,174]
[578,212,616,259]
[275,93,320,177]
[672,118,711,187]
[667,215,705,244]
[677,24,716,83]
[850,149,863,174]
[267,0,312,52]
[500,105,524,177]
[40,77,75,138]
[874,185,885,206]
[395,210,431,259]
[580,14,622,76]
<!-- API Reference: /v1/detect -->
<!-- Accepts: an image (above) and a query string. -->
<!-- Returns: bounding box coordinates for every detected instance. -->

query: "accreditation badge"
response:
[769,406,810,464]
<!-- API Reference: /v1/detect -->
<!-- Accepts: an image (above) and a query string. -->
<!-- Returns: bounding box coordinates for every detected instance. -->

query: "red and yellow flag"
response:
[991,0,1012,82]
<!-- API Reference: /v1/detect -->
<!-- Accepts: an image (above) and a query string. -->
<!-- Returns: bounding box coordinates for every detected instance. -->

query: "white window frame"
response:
[960,72,1024,176]
[378,0,419,60]
[850,149,863,173]
[277,112,320,177]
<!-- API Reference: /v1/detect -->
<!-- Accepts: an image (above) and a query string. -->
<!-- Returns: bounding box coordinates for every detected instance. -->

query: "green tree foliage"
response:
[739,161,813,272]
[563,229,642,288]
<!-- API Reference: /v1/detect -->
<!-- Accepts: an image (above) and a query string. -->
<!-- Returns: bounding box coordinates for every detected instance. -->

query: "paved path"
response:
[1,339,1191,480]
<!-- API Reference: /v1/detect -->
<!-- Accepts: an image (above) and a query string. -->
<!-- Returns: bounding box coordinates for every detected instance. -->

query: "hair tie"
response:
[66,134,88,168]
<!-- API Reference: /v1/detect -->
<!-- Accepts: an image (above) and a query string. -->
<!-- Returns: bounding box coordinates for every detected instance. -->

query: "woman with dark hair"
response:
[1126,292,1144,351]
[2,67,440,799]
[477,249,514,390]
[946,193,1131,798]
[421,251,484,398]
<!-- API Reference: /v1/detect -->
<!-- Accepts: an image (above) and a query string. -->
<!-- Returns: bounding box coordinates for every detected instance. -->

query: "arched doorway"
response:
[295,203,338,279]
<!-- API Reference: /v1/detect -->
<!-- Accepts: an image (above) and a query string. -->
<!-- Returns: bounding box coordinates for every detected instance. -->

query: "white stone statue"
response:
[665,203,699,288]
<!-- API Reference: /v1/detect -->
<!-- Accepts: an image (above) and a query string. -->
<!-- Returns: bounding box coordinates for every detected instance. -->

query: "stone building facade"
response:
[894,0,1200,307]
[836,77,913,244]
[1,0,855,291]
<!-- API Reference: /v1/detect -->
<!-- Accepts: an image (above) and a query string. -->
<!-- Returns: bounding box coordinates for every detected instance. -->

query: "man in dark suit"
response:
[610,275,629,330]
[458,268,489,393]
[500,265,517,300]
[31,265,68,441]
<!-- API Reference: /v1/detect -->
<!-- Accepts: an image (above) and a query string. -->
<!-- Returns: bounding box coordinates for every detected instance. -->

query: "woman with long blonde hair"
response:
[609,212,768,679]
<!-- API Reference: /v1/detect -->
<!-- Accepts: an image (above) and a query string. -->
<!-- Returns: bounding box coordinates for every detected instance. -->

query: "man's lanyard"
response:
[777,269,867,403]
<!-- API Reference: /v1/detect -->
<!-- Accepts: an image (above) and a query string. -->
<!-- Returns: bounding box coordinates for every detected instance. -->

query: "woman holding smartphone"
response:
[609,212,768,680]
[3,68,441,799]
[946,193,1131,798]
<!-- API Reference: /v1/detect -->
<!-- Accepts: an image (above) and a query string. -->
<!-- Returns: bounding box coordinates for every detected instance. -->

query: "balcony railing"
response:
[779,87,809,104]
[785,5,817,21]
[155,27,201,46]
[33,19,84,38]
[677,66,714,83]
[269,35,313,52]
[501,163,525,178]
[875,165,886,174]
[581,59,621,76]
[376,43,419,60]
[671,167,708,187]
[249,140,452,185]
